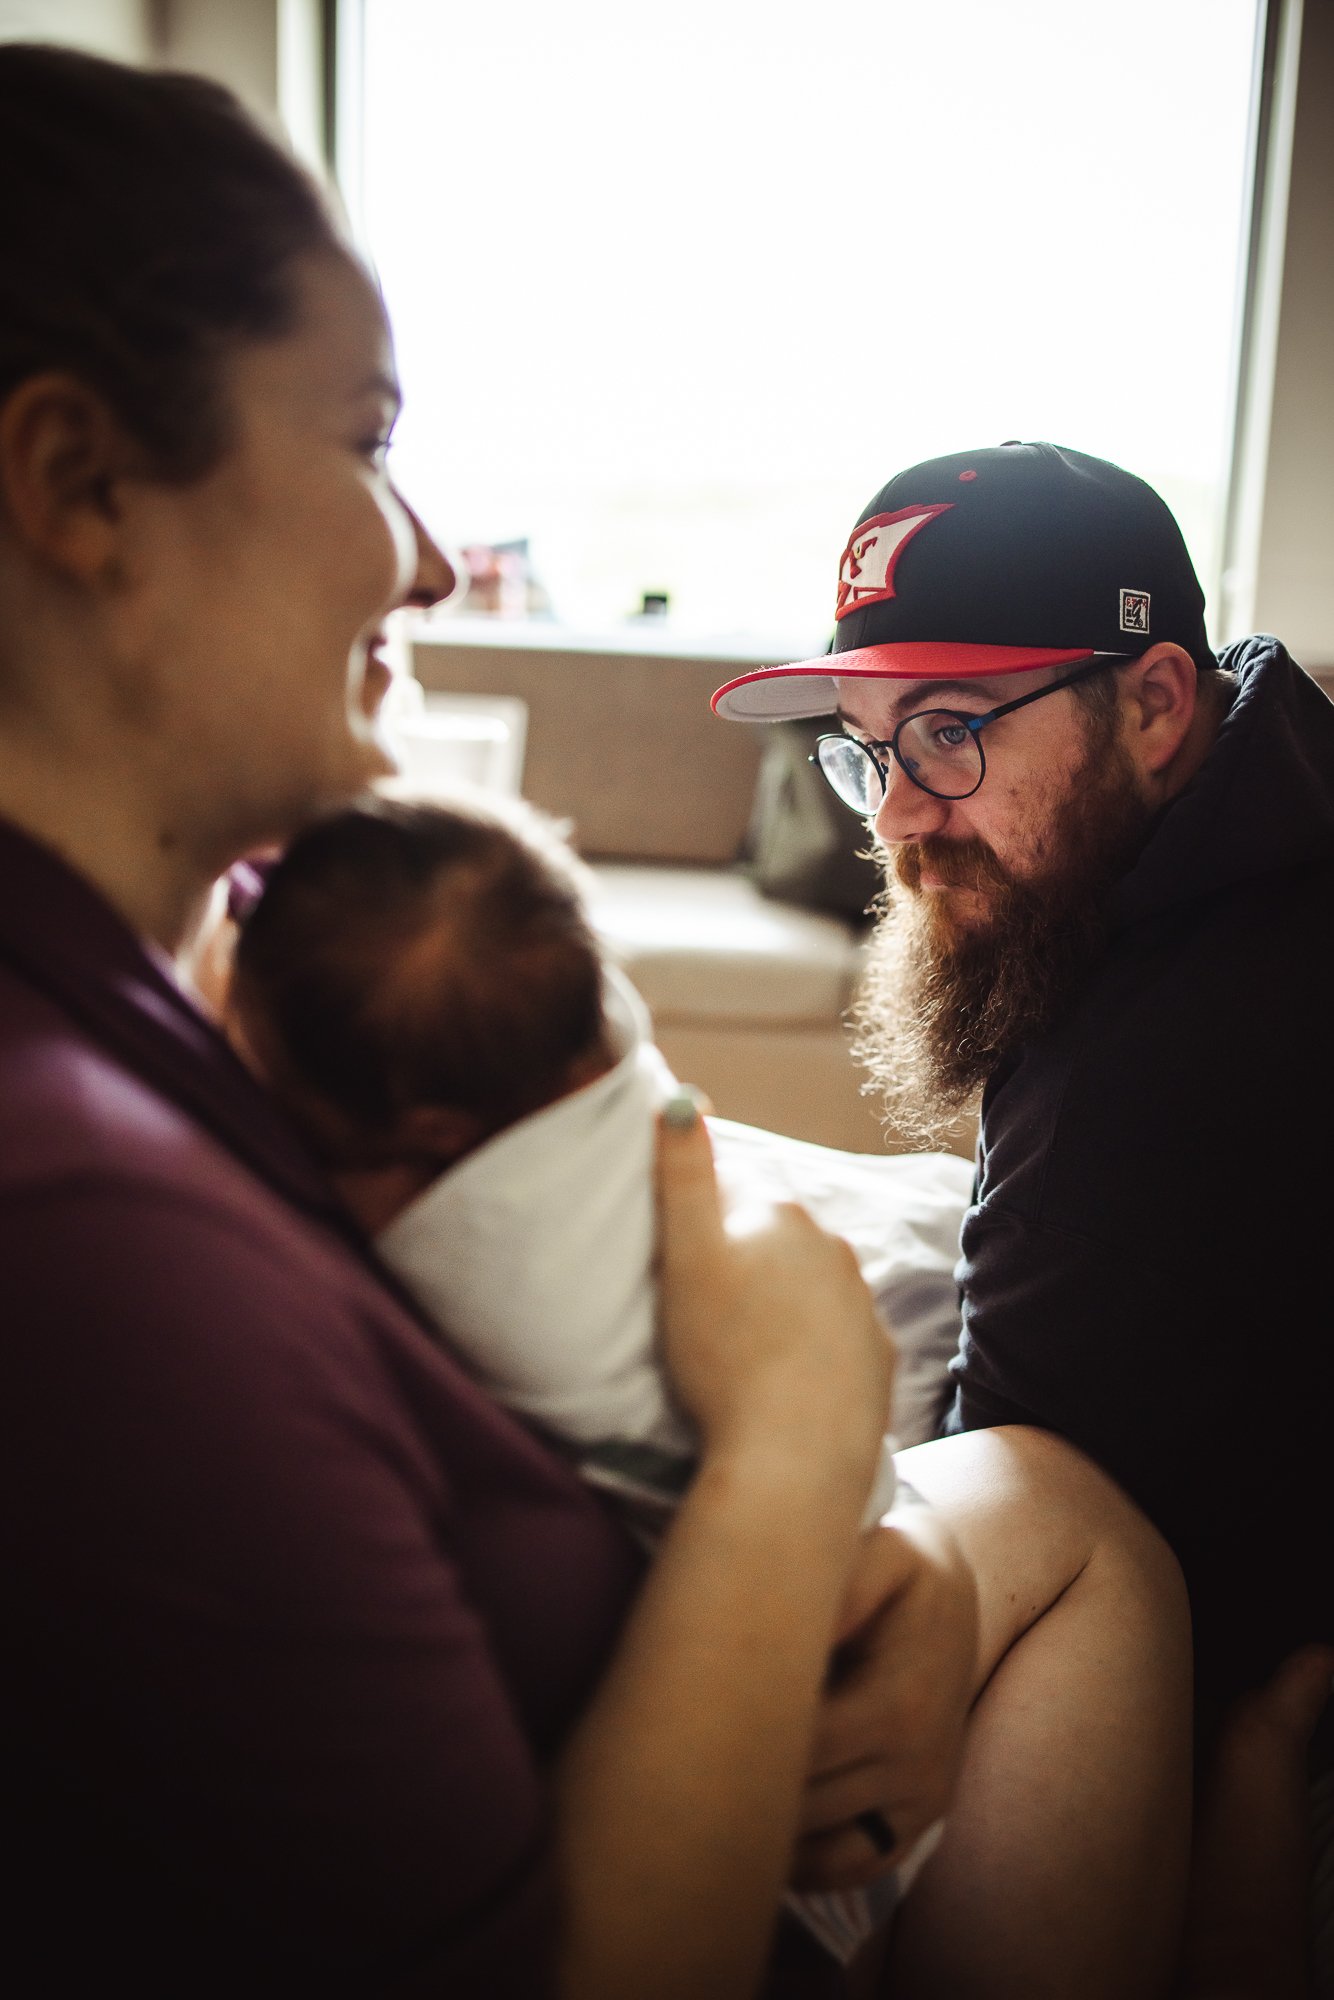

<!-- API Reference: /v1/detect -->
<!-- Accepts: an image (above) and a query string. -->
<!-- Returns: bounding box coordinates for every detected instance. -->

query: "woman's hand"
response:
[656,1093,894,1506]
[792,1505,980,1891]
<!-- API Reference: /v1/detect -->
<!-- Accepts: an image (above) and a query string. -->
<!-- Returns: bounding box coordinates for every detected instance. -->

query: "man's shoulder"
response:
[977,850,1332,1242]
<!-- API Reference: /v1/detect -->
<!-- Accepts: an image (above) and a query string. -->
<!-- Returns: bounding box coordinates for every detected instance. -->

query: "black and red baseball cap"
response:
[712,441,1215,722]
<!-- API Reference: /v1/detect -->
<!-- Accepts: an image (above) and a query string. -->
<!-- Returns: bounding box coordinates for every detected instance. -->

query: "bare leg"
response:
[882,1426,1193,1999]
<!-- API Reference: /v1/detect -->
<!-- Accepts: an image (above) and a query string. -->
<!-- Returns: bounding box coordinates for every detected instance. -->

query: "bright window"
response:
[356,0,1263,653]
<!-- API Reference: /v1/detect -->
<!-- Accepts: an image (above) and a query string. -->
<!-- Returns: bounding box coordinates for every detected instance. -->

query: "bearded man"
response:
[713,441,1334,1724]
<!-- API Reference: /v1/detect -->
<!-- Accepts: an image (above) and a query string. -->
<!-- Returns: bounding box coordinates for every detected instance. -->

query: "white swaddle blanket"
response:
[377,965,901,1525]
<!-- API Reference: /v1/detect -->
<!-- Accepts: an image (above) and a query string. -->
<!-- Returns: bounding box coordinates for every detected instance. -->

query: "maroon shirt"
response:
[0,821,848,1998]
[0,818,647,1994]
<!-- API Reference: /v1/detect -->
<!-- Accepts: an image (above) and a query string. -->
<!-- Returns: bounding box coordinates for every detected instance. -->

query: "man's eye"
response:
[360,434,394,467]
[933,722,972,750]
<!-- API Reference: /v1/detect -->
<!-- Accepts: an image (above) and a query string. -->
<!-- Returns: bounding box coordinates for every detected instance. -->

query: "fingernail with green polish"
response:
[662,1087,706,1130]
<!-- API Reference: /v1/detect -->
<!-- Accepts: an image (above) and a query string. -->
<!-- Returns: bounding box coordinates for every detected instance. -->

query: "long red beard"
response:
[850,723,1153,1145]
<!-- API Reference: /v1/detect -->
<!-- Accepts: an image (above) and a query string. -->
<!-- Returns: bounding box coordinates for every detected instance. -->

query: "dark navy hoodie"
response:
[944,638,1334,1705]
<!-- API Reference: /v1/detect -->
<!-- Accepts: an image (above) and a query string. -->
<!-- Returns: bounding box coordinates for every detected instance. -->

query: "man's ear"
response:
[0,371,139,582]
[1119,643,1199,777]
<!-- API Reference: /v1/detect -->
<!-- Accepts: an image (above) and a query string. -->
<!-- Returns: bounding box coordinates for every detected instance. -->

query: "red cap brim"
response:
[712,642,1095,721]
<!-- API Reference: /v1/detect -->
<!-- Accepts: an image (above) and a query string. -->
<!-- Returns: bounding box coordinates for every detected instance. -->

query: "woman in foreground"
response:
[0,43,1191,1997]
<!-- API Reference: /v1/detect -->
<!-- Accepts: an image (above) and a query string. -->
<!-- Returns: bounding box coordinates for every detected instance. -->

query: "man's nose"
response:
[871,752,950,847]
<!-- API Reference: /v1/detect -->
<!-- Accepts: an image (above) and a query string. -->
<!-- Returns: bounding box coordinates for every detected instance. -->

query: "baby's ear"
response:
[394,1102,487,1166]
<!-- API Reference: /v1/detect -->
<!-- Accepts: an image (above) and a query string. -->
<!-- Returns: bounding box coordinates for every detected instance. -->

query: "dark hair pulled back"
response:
[0,42,343,478]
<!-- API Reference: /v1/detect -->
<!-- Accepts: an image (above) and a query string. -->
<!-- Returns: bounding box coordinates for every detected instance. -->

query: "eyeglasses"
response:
[811,654,1127,813]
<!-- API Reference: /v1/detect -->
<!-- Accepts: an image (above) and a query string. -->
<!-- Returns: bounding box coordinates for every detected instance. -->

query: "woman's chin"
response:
[293,724,399,823]
[345,725,399,794]
[359,652,395,719]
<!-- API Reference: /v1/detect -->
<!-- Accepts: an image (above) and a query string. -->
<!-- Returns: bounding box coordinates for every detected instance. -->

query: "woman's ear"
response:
[0,372,138,581]
[1118,643,1199,779]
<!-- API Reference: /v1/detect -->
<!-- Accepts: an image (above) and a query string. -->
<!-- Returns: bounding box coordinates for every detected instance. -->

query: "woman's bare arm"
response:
[554,1102,894,2000]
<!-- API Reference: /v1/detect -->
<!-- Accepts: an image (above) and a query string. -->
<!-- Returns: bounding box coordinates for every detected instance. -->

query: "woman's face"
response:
[121,251,452,858]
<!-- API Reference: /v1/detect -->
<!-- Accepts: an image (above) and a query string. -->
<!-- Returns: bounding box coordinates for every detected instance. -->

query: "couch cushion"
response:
[586,865,862,1024]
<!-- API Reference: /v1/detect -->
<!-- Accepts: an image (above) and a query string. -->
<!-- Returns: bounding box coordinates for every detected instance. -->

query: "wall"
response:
[156,0,280,117]
[0,0,147,59]
[1251,0,1334,671]
[0,0,316,140]
[156,0,324,159]
[1227,0,1334,673]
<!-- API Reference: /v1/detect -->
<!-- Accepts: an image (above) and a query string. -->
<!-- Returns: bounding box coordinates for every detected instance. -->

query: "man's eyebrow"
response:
[837,680,1009,731]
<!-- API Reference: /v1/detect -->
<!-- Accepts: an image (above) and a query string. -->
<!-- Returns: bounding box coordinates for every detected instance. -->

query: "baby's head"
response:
[229,794,613,1220]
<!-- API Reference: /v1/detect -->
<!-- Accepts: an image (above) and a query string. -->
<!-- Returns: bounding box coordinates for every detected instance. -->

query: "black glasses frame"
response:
[811,653,1128,809]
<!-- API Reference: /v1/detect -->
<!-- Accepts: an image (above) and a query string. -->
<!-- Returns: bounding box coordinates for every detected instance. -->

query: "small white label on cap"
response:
[1120,588,1150,635]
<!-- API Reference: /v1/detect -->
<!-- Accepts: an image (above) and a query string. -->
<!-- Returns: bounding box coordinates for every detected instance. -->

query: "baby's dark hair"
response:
[231,795,609,1155]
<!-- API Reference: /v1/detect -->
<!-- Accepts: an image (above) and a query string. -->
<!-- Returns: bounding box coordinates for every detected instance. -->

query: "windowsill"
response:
[409,612,815,668]
[412,616,1334,695]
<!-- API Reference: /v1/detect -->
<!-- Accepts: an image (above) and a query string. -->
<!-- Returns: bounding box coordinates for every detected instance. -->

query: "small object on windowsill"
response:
[454,538,553,620]
[634,591,670,620]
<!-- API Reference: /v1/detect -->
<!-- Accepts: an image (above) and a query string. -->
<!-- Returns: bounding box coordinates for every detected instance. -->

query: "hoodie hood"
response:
[1105,637,1334,935]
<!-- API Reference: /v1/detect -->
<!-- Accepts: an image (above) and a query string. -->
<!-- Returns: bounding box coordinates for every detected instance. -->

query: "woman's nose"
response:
[396,495,457,611]
[871,752,950,848]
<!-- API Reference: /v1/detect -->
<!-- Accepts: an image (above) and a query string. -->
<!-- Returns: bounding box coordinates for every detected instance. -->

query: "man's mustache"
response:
[890,836,1013,896]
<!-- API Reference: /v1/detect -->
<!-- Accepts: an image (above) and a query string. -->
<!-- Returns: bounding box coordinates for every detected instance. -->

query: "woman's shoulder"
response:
[0,950,446,1464]
[0,965,346,1301]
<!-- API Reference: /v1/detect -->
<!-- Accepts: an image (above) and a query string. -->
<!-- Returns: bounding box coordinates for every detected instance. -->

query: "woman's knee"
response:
[896,1425,1190,1683]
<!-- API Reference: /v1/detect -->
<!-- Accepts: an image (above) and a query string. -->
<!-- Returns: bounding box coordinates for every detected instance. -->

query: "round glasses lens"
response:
[896,711,985,799]
[816,735,881,813]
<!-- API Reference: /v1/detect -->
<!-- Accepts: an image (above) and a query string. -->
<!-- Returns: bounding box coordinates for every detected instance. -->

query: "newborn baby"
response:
[228,791,899,1533]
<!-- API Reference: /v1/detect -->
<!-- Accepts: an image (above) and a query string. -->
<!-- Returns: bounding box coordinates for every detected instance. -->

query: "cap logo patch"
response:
[835,504,953,622]
[1120,588,1150,635]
